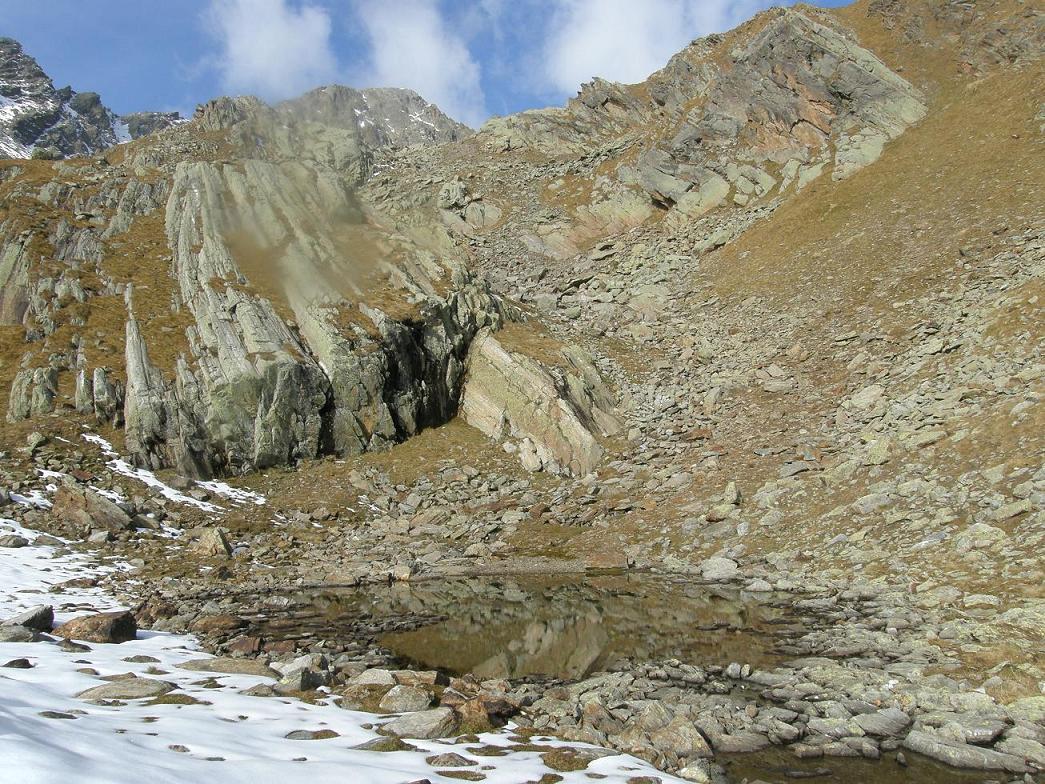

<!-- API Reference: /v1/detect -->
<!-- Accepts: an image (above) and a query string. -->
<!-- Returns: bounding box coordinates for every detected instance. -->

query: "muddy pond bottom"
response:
[255,573,804,679]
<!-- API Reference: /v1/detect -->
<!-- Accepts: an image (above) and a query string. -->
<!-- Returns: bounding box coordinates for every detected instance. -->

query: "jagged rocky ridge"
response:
[0,37,181,159]
[470,6,928,263]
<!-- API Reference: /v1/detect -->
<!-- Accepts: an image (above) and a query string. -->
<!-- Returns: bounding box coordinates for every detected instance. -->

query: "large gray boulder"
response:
[77,677,175,701]
[381,707,458,739]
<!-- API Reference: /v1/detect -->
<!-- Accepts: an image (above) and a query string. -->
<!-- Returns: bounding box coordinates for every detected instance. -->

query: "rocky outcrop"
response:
[7,366,58,421]
[460,329,621,476]
[2,60,614,479]
[619,8,928,212]
[119,111,181,139]
[0,228,31,324]
[482,7,926,227]
[5,4,938,483]
[122,147,506,476]
[74,367,124,425]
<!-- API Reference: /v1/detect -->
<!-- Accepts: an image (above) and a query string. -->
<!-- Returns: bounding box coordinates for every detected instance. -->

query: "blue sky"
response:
[0,0,850,127]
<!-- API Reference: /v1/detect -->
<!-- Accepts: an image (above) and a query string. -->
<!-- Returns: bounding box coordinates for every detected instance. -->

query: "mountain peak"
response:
[0,37,182,160]
[278,84,473,149]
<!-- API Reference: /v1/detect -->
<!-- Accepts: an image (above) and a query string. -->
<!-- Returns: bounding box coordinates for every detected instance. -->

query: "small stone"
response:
[177,658,278,678]
[744,579,773,592]
[77,677,175,701]
[0,534,29,548]
[425,753,477,767]
[351,737,418,752]
[992,499,1033,521]
[3,658,33,668]
[38,711,77,719]
[285,729,339,740]
[963,594,1000,609]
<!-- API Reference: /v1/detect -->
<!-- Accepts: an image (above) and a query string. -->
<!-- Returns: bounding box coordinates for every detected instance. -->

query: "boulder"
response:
[853,708,911,737]
[903,730,1029,773]
[350,668,397,686]
[2,605,53,632]
[54,610,137,644]
[0,625,39,643]
[177,658,278,678]
[700,557,739,580]
[52,484,132,532]
[379,685,433,713]
[381,707,458,739]
[460,329,620,476]
[191,527,232,558]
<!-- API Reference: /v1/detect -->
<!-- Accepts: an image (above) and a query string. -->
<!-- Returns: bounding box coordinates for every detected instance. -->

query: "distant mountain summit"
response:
[0,37,471,162]
[0,37,181,159]
[280,85,472,149]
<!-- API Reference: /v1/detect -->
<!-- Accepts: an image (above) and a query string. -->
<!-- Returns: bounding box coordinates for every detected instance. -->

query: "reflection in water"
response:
[258,574,802,680]
[469,613,607,679]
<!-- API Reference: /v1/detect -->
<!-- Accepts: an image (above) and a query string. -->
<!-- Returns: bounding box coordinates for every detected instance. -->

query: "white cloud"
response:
[541,0,767,94]
[206,0,338,100]
[353,0,486,127]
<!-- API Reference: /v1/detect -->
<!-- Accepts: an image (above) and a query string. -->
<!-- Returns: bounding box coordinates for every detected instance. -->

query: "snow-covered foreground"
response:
[0,516,686,784]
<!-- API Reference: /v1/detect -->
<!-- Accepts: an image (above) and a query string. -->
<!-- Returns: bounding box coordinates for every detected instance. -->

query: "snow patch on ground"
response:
[80,433,267,510]
[0,519,685,784]
[10,490,52,509]
[80,433,223,513]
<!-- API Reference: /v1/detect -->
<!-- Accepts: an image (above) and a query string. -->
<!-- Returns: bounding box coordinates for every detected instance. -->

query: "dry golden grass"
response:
[708,62,1043,323]
[494,319,570,371]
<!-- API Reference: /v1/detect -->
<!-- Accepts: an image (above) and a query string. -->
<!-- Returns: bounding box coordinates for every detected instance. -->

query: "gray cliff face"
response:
[0,77,512,479]
[121,149,503,477]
